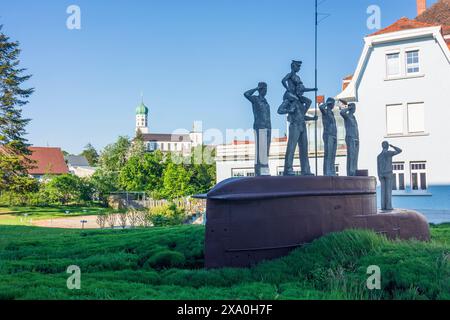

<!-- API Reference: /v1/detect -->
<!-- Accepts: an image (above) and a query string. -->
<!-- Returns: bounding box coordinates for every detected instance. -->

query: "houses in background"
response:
[27,147,69,180]
[64,155,96,178]
[26,147,97,180]
[337,0,450,210]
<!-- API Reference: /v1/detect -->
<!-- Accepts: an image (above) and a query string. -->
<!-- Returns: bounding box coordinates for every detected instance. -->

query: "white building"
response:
[337,0,450,210]
[134,99,203,156]
[65,155,97,178]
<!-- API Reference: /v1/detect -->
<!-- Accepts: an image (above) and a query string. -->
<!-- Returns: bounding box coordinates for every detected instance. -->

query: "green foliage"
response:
[0,225,447,300]
[99,136,131,173]
[39,174,94,205]
[118,151,164,192]
[89,169,118,202]
[145,250,186,269]
[159,162,193,200]
[90,137,216,199]
[0,25,34,192]
[128,130,146,159]
[147,203,187,227]
[80,143,99,166]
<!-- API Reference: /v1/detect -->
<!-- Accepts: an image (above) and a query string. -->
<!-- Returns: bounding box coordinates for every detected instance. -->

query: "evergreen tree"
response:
[0,25,35,191]
[81,143,99,166]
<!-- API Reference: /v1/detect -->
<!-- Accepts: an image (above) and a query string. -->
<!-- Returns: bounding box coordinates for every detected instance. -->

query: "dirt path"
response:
[32,215,100,229]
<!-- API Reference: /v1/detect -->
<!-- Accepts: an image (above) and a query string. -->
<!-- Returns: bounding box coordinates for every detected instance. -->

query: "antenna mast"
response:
[314,0,319,175]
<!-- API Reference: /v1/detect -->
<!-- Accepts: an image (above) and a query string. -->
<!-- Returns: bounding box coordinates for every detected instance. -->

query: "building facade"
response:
[337,0,450,210]
[65,155,97,178]
[134,99,203,156]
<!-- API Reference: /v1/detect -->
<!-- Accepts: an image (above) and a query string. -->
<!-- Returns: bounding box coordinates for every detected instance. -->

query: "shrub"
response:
[106,213,117,229]
[0,191,45,206]
[144,250,186,269]
[147,203,186,227]
[96,214,107,229]
[118,212,128,229]
[127,209,141,228]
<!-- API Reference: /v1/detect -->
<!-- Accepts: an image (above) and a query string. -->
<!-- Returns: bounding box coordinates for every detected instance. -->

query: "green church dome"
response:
[136,102,148,115]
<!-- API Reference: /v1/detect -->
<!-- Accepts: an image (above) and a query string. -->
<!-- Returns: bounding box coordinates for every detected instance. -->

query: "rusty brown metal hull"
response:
[201,176,430,269]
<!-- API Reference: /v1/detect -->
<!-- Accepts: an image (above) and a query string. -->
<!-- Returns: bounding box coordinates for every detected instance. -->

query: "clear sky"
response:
[0,0,438,154]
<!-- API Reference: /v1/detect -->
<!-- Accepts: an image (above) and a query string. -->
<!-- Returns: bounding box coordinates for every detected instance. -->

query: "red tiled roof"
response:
[317,95,325,104]
[416,0,450,26]
[369,0,450,37]
[342,75,353,91]
[27,147,69,175]
[343,74,354,81]
[369,17,437,36]
[232,140,254,145]
[273,137,288,143]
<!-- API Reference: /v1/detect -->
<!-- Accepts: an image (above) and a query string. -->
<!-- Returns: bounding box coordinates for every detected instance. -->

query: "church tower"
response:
[135,97,149,134]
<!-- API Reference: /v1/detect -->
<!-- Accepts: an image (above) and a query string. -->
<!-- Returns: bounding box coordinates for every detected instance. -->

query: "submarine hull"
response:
[202,176,430,269]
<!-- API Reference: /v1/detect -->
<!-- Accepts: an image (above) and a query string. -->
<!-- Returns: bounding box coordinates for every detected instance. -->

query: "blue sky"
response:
[0,0,438,154]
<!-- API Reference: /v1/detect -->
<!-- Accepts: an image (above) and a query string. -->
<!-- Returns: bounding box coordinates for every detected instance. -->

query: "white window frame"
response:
[407,102,425,134]
[392,162,406,191]
[410,162,427,191]
[386,51,401,77]
[232,168,255,178]
[406,50,420,75]
[386,104,404,136]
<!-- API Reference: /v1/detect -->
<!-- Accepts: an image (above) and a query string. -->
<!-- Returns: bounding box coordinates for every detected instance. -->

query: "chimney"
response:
[417,0,427,16]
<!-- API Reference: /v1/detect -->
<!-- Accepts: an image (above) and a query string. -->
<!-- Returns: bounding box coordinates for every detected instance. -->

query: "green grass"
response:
[0,206,109,226]
[0,224,448,300]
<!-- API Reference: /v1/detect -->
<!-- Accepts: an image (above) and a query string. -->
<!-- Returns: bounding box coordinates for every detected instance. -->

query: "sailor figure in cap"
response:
[244,82,272,176]
[278,60,318,176]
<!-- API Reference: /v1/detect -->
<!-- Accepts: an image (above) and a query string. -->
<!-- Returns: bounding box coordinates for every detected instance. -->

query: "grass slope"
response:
[0,224,448,300]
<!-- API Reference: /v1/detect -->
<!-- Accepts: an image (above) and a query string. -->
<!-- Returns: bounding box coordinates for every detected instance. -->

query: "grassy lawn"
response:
[0,206,109,226]
[0,224,448,300]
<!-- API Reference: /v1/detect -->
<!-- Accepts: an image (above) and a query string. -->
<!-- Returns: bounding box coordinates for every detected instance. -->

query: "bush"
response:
[40,174,94,205]
[0,191,45,206]
[144,250,186,269]
[147,203,186,227]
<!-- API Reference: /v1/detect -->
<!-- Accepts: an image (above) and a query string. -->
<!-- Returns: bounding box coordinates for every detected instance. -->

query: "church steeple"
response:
[135,95,149,134]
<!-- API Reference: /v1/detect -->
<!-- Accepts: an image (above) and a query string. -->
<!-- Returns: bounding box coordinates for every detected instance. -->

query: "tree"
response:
[0,25,35,192]
[89,169,118,203]
[96,136,131,189]
[160,162,193,200]
[128,129,146,159]
[98,136,130,173]
[187,145,216,194]
[81,143,99,166]
[40,174,93,205]
[118,151,164,192]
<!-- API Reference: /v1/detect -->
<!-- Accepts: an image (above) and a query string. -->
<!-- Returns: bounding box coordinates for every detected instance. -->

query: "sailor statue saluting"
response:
[278,60,318,176]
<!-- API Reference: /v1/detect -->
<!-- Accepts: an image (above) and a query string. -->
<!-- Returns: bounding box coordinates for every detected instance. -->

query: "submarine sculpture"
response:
[199,175,430,269]
[197,62,430,269]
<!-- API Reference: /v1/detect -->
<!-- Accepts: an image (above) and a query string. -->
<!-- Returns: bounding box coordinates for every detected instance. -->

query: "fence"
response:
[107,192,206,215]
